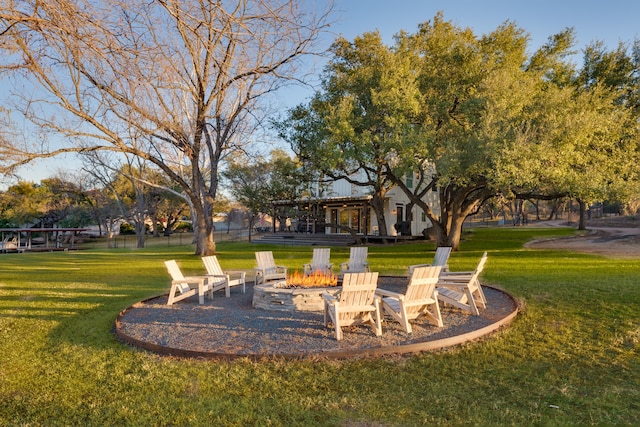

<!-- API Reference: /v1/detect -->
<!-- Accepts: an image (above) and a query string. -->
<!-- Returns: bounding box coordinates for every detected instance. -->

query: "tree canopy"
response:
[279,13,640,250]
[0,0,333,255]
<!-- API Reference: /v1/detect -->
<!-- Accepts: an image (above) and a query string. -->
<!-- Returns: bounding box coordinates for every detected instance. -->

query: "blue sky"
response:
[331,0,639,50]
[8,0,640,184]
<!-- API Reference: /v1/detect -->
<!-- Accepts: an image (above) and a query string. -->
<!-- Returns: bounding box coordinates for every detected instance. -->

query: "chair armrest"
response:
[340,262,349,268]
[438,275,473,284]
[441,271,474,278]
[437,281,470,289]
[224,270,246,278]
[181,275,207,283]
[205,274,227,279]
[408,263,431,274]
[322,292,337,304]
[375,288,403,299]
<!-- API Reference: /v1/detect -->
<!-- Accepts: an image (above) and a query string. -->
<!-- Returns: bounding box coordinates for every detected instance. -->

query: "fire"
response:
[286,269,339,288]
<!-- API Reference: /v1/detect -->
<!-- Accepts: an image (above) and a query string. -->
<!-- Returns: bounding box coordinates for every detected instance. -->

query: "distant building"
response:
[274,172,440,237]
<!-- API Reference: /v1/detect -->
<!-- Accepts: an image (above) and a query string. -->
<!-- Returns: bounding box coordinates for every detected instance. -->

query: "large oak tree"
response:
[280,13,639,250]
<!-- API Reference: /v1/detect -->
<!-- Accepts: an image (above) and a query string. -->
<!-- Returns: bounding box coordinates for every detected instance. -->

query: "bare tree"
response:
[0,0,333,255]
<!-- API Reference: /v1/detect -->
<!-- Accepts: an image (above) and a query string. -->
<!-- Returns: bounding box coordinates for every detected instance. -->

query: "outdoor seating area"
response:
[160,247,493,343]
[117,248,516,358]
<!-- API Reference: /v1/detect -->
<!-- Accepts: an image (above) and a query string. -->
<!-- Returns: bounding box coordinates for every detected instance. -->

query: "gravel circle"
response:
[115,277,518,359]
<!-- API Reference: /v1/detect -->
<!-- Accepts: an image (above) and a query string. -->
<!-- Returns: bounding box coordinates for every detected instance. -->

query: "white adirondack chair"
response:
[340,247,370,274]
[254,251,287,286]
[437,252,488,315]
[303,248,333,275]
[322,271,382,340]
[376,266,443,333]
[165,260,211,305]
[201,255,246,297]
[408,246,452,274]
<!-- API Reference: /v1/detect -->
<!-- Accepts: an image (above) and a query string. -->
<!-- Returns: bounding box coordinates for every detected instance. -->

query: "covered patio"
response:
[0,227,87,252]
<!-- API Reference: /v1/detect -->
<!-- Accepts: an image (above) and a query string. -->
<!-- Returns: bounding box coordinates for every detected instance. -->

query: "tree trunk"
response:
[192,201,217,256]
[432,214,465,250]
[369,194,388,236]
[577,199,587,230]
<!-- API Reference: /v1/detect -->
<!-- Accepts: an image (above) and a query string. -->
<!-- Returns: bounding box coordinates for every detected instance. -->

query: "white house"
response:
[275,172,441,238]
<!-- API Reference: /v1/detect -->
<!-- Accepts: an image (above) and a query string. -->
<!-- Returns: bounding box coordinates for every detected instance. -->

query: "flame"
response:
[286,269,338,288]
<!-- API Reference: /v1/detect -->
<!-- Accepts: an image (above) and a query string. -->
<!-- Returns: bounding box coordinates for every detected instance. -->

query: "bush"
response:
[119,222,135,235]
[173,221,193,233]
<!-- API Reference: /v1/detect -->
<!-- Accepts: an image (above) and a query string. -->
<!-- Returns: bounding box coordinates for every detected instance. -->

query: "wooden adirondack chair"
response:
[201,255,246,297]
[303,248,333,275]
[0,236,23,253]
[376,266,443,333]
[165,260,211,305]
[322,272,382,340]
[408,246,452,274]
[340,247,370,274]
[437,252,488,315]
[254,251,287,286]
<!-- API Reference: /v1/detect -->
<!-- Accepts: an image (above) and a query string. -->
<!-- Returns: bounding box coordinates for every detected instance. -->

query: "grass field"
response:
[1,227,638,426]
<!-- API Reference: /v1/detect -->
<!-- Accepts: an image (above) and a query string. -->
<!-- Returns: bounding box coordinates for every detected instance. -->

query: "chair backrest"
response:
[165,260,191,294]
[339,271,379,307]
[202,255,224,276]
[404,266,441,302]
[164,260,185,280]
[349,247,368,268]
[470,252,488,283]
[311,248,330,268]
[255,251,275,268]
[433,247,452,266]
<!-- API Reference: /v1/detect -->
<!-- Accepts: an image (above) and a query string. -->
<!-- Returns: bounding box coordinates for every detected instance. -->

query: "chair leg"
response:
[323,302,329,327]
[373,299,383,336]
[432,298,444,327]
[398,303,411,334]
[334,319,343,341]
[198,281,205,304]
[167,286,177,305]
[464,288,480,315]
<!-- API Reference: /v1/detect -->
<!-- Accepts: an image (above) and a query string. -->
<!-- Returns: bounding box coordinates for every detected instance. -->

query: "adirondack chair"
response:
[303,248,333,275]
[165,260,212,305]
[254,251,287,286]
[437,252,488,315]
[340,247,370,274]
[408,246,452,274]
[201,255,246,297]
[376,266,443,333]
[322,272,382,340]
[0,236,18,253]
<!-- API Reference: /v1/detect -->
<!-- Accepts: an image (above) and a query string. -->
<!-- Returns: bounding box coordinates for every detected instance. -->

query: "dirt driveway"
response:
[524,217,640,258]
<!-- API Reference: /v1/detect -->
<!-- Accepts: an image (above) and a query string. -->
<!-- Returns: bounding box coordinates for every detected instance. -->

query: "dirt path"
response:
[524,218,640,258]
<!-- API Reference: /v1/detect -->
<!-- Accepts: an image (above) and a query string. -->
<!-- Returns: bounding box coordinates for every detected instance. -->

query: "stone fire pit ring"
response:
[252,280,342,312]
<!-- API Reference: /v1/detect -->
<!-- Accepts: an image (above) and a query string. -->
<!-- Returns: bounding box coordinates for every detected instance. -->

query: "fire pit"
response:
[252,270,341,312]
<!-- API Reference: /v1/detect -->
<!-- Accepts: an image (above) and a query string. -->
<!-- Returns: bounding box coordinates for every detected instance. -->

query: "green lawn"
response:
[1,227,638,426]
